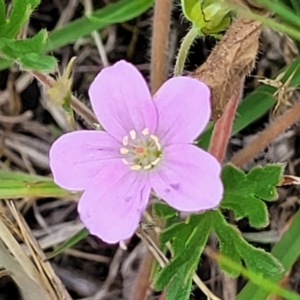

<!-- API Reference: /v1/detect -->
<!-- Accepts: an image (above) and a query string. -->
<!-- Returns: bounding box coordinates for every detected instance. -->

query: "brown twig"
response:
[31,71,98,127]
[231,98,300,167]
[150,0,173,94]
[0,111,33,124]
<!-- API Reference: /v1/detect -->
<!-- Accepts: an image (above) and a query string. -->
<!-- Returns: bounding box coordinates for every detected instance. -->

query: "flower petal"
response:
[154,77,210,145]
[150,144,223,211]
[49,131,121,190]
[78,164,151,244]
[89,61,157,141]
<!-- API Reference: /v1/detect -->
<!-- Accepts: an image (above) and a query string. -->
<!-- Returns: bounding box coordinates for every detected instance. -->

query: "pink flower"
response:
[49,61,223,244]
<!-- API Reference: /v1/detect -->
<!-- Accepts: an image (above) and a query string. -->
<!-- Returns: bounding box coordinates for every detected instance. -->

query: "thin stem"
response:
[83,0,109,67]
[150,0,173,94]
[174,28,198,76]
[231,97,300,167]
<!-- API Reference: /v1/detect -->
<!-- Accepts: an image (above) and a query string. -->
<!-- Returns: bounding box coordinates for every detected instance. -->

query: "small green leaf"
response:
[47,228,88,259]
[220,164,283,228]
[153,203,177,219]
[19,53,57,71]
[0,0,38,38]
[0,30,47,58]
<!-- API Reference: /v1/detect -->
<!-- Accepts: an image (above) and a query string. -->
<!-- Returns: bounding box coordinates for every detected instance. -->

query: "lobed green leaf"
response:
[220,164,283,228]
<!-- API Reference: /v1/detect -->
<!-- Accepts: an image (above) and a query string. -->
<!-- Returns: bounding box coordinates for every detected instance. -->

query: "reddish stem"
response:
[208,90,241,163]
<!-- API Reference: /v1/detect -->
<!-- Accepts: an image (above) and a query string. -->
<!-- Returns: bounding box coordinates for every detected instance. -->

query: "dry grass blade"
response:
[0,240,51,300]
[8,201,73,300]
[0,216,42,284]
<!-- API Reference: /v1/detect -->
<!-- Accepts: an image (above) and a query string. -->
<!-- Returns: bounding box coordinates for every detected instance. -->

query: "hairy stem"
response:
[231,98,300,167]
[174,28,198,76]
[150,0,173,93]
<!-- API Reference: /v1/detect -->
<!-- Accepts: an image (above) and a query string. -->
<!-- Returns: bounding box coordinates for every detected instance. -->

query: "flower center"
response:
[120,128,162,170]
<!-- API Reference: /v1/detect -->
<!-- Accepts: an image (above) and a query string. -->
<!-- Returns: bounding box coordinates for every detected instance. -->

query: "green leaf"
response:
[212,211,283,277]
[220,164,283,228]
[237,209,300,300]
[0,1,6,26]
[153,203,177,219]
[154,213,212,294]
[19,53,57,71]
[47,228,88,259]
[210,249,300,300]
[165,264,193,300]
[0,0,153,70]
[0,30,47,58]
[0,0,40,38]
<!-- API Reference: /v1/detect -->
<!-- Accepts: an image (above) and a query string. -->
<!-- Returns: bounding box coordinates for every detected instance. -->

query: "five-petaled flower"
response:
[49,61,223,244]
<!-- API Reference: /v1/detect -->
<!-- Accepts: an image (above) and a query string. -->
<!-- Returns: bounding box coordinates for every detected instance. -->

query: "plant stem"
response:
[150,0,173,94]
[174,28,198,76]
[208,89,241,163]
[231,97,300,167]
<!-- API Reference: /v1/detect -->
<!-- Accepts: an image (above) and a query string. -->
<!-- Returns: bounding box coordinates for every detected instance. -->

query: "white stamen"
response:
[151,157,160,166]
[120,148,129,154]
[123,135,129,146]
[129,130,136,140]
[131,165,142,171]
[143,164,152,170]
[141,128,150,136]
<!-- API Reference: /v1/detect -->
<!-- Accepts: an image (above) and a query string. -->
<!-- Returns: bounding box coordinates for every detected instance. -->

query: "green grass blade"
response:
[45,0,153,52]
[0,170,52,182]
[47,228,88,259]
[236,209,300,300]
[0,180,71,198]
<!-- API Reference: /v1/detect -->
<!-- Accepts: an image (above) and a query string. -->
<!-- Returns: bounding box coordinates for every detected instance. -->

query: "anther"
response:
[120,148,129,154]
[130,165,142,171]
[123,135,129,146]
[141,128,150,136]
[151,157,160,166]
[143,164,152,170]
[129,130,136,140]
